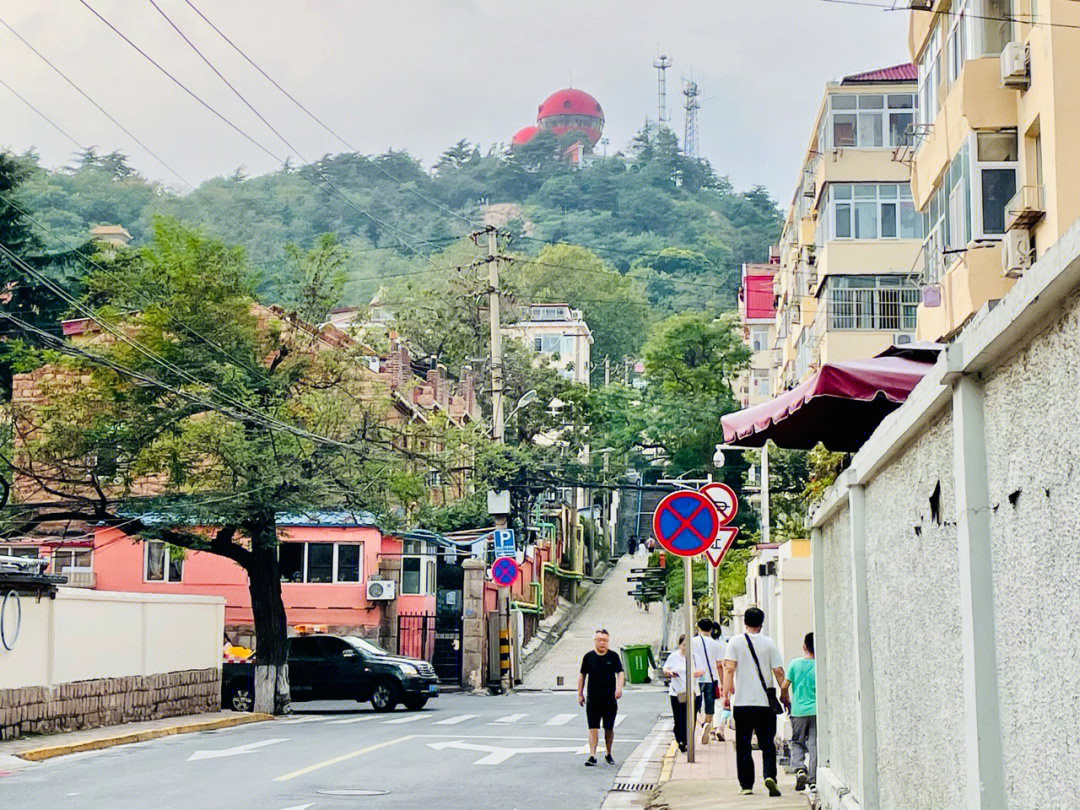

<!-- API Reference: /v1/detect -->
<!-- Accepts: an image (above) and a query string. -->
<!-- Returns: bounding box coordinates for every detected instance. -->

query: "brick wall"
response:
[0,668,220,741]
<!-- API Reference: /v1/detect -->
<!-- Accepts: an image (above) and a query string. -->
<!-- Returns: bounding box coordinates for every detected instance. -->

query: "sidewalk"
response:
[522,551,667,690]
[0,710,269,764]
[649,735,808,809]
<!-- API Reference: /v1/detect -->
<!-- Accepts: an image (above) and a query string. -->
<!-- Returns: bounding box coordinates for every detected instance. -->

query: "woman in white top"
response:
[662,634,705,752]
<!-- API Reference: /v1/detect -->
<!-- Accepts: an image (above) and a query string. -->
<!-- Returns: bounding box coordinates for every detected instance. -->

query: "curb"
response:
[16,712,273,762]
[658,740,677,784]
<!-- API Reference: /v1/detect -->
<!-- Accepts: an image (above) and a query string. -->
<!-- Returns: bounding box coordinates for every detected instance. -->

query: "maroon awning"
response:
[722,356,935,452]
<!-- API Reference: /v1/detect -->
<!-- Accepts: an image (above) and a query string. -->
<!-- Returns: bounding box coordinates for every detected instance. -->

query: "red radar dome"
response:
[536,88,604,146]
[512,125,540,146]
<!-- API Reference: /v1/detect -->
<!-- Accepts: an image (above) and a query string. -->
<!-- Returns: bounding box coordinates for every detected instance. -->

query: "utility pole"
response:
[604,355,610,387]
[761,445,770,545]
[484,225,512,694]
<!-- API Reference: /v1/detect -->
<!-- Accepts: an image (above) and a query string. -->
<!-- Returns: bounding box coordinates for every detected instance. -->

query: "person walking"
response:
[578,629,624,767]
[781,632,817,792]
[722,607,786,797]
[693,618,725,746]
[662,633,705,753]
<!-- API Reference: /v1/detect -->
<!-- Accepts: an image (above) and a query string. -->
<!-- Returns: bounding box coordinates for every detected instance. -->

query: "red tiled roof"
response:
[842,63,917,84]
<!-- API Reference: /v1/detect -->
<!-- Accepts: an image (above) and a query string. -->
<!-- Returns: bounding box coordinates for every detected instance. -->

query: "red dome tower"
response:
[536,88,604,146]
[512,125,540,147]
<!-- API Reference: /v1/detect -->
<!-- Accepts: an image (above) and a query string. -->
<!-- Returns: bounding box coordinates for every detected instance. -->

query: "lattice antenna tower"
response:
[684,79,701,158]
[654,54,672,124]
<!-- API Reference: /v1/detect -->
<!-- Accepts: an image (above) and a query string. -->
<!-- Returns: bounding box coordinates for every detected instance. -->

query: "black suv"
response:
[223,634,440,713]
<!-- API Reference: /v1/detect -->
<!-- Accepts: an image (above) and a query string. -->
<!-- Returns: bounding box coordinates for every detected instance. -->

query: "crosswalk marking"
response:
[278,715,325,725]
[493,713,526,724]
[545,714,577,726]
[433,714,476,726]
[327,716,376,725]
[383,714,425,725]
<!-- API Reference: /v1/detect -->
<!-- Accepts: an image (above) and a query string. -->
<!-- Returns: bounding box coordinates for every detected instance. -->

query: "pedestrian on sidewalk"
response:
[693,618,725,747]
[722,607,786,797]
[662,633,705,753]
[578,629,624,767]
[781,632,817,792]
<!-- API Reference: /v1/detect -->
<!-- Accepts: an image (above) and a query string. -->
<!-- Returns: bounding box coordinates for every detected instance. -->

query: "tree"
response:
[281,233,348,324]
[1,219,439,713]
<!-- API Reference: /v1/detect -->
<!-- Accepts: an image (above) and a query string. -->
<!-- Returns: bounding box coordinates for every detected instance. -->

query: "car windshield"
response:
[341,636,389,656]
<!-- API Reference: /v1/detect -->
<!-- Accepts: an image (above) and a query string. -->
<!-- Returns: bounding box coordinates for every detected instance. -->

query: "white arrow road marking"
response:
[326,715,376,725]
[277,805,314,810]
[383,714,425,724]
[545,713,577,726]
[427,739,582,765]
[187,738,289,761]
[433,714,476,725]
[492,713,526,724]
[278,715,326,725]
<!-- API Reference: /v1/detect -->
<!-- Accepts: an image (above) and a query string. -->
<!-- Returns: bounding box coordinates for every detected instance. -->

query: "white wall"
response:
[0,589,224,690]
[774,549,812,664]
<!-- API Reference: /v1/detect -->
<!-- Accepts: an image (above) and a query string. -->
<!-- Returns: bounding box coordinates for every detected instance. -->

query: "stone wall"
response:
[0,668,219,741]
[819,515,857,792]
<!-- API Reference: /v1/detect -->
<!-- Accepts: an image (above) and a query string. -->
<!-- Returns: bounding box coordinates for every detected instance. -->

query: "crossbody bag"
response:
[744,633,784,715]
[699,636,721,700]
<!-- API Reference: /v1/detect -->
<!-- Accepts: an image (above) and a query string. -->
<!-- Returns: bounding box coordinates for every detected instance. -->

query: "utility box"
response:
[487,489,511,515]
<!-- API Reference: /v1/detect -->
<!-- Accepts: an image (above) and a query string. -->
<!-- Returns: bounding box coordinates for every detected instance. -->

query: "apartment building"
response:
[737,261,779,407]
[505,303,593,385]
[908,0,1080,341]
[772,65,924,392]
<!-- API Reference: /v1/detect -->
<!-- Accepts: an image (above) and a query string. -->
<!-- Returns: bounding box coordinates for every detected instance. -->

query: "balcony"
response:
[1005,185,1046,231]
[61,568,96,588]
[916,244,1016,342]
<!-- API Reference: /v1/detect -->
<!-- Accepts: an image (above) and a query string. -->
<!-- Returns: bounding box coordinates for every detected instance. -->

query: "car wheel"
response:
[403,696,428,712]
[371,680,400,713]
[229,685,254,713]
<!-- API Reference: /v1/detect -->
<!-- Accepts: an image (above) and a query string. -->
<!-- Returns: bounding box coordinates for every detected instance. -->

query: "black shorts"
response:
[586,700,618,730]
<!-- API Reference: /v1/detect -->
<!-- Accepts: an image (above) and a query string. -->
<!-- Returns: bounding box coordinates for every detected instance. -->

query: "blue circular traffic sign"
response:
[652,490,720,557]
[490,556,519,587]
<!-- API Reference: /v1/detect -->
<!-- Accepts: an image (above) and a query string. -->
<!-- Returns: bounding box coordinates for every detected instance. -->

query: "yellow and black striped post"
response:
[499,628,511,676]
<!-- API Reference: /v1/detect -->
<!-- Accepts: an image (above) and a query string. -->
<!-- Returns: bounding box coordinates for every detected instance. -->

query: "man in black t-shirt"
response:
[577,629,624,767]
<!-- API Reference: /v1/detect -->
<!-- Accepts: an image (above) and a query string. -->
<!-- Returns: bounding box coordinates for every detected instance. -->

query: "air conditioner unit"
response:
[1002,230,1032,277]
[1000,41,1029,88]
[910,0,933,9]
[893,333,914,345]
[366,579,397,601]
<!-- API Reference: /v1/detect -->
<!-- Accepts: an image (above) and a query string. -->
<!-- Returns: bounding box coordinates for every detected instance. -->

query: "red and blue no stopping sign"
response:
[652,490,720,557]
[490,556,519,587]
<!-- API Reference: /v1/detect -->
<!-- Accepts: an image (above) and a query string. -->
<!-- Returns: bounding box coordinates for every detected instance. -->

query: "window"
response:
[533,336,542,352]
[400,539,437,595]
[750,325,769,352]
[530,306,568,321]
[827,276,920,331]
[0,546,39,558]
[278,542,363,584]
[826,184,921,241]
[751,369,771,398]
[975,131,1018,236]
[918,25,942,125]
[827,93,915,150]
[144,541,181,583]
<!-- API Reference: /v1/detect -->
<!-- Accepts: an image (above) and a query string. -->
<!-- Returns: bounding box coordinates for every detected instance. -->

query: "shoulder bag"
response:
[699,636,721,700]
[744,633,784,714]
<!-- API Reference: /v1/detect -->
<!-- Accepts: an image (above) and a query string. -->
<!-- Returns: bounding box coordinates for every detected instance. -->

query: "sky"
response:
[0,0,910,205]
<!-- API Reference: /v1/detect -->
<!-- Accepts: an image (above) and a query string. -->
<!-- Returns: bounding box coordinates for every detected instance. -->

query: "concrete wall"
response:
[773,542,812,665]
[0,589,223,739]
[811,218,1080,810]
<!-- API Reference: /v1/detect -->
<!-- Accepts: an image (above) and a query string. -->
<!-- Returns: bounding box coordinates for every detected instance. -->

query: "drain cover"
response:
[316,789,390,796]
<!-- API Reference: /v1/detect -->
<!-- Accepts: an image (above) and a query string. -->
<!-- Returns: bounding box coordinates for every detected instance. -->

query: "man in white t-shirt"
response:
[693,618,725,746]
[723,607,785,797]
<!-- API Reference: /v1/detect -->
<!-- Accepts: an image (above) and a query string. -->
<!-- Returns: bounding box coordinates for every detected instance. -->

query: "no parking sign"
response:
[651,490,720,558]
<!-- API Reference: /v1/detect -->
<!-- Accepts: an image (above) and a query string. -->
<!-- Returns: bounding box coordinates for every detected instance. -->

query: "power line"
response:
[816,0,1080,30]
[181,0,482,231]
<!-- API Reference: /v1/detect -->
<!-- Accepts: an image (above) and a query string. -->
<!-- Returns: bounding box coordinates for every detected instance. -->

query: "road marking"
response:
[187,738,289,761]
[277,805,314,810]
[626,732,666,781]
[427,739,581,765]
[419,733,645,743]
[383,714,425,725]
[326,715,376,725]
[433,714,476,725]
[493,713,526,724]
[614,715,626,727]
[545,713,577,726]
[274,736,416,782]
[278,716,326,725]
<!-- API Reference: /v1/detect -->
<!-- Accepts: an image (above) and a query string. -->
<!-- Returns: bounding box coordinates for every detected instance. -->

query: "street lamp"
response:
[509,389,537,420]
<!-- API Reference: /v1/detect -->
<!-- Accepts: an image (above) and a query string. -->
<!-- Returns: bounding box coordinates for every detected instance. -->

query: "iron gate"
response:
[398,612,463,684]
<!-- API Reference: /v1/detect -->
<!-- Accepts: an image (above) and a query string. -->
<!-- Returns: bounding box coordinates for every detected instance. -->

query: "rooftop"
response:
[841,63,917,84]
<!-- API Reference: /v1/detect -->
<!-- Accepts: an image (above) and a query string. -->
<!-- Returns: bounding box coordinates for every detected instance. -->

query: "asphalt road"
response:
[0,688,665,810]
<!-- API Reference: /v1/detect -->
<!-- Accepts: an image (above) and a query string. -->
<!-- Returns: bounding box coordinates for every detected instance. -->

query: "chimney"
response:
[460,365,477,420]
[426,364,449,410]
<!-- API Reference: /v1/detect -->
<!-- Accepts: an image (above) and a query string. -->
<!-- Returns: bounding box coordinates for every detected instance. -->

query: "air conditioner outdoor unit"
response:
[1002,230,1032,278]
[893,333,914,346]
[1001,41,1029,88]
[910,0,933,9]
[366,579,397,601]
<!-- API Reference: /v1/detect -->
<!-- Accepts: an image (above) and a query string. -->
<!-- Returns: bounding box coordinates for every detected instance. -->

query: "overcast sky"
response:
[0,0,909,204]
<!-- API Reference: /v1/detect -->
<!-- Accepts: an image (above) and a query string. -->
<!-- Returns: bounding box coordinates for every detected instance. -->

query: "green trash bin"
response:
[622,644,654,684]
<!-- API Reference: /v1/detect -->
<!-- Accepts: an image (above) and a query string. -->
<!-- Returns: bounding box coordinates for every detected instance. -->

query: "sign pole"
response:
[684,556,696,764]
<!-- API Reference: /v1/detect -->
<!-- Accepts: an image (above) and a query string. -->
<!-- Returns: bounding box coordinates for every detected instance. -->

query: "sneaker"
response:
[700,727,711,745]
[795,770,807,792]
[739,788,753,795]
[605,754,614,765]
[764,777,781,797]
[584,756,597,767]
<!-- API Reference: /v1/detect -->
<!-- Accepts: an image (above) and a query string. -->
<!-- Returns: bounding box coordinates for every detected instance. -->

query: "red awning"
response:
[722,355,935,452]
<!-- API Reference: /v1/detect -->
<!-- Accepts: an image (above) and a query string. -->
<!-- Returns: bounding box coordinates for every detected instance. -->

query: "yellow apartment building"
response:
[908,0,1080,341]
[772,65,924,392]
[504,303,593,386]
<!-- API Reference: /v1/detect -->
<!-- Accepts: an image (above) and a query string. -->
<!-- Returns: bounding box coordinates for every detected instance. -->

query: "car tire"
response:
[370,679,400,713]
[403,696,429,712]
[229,684,254,713]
